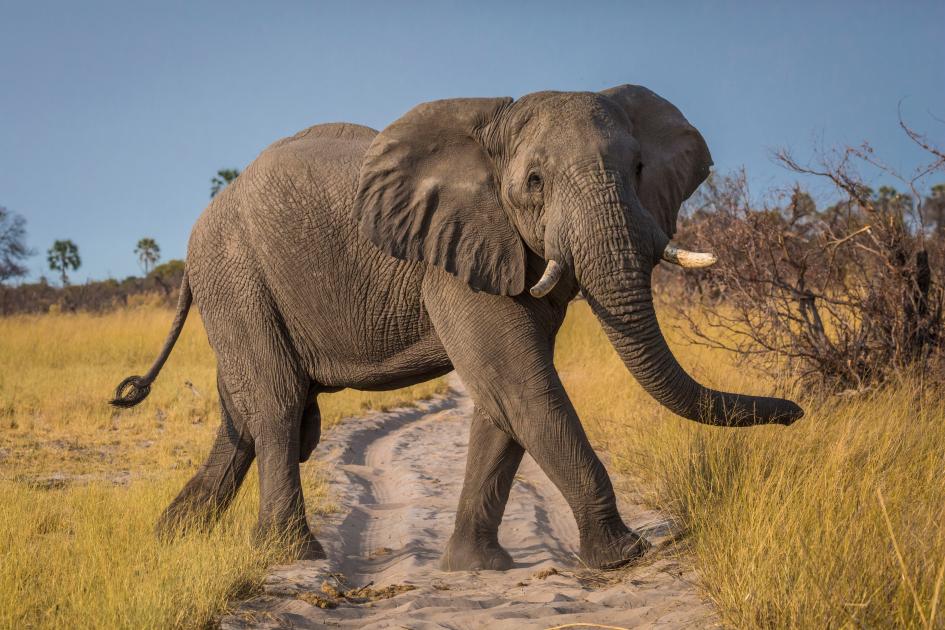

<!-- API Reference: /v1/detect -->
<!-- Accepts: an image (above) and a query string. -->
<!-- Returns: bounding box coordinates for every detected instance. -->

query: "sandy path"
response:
[222,376,716,629]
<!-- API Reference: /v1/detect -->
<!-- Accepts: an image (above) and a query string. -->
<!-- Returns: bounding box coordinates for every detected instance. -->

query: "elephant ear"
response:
[601,84,713,238]
[354,97,525,296]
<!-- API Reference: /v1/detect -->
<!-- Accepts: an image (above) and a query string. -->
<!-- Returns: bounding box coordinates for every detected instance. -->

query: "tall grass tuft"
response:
[0,474,282,628]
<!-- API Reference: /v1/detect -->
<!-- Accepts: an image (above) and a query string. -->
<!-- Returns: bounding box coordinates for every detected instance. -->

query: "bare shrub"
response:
[670,122,945,392]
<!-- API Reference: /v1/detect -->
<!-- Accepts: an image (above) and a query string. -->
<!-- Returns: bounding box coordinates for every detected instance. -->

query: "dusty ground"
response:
[222,376,716,629]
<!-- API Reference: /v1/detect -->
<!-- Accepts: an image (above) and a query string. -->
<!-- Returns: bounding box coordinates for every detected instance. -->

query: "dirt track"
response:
[222,375,716,629]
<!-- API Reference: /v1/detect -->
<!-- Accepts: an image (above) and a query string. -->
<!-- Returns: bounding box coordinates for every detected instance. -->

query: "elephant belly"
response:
[318,344,454,392]
[296,305,454,392]
[267,248,453,392]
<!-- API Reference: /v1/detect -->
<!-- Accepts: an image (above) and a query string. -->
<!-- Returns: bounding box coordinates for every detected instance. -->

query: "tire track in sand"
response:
[221,375,717,629]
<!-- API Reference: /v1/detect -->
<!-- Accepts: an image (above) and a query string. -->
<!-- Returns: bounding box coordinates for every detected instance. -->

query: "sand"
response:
[221,375,717,629]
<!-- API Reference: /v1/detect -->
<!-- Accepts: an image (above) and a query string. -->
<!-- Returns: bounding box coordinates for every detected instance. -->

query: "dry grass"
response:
[556,300,945,628]
[5,297,942,628]
[0,302,446,629]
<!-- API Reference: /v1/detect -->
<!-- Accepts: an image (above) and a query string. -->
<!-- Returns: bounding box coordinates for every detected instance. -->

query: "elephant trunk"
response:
[570,200,803,427]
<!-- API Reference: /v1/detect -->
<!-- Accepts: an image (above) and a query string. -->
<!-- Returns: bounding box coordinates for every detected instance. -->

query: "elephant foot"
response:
[253,519,327,561]
[294,531,327,561]
[579,526,650,570]
[440,534,513,571]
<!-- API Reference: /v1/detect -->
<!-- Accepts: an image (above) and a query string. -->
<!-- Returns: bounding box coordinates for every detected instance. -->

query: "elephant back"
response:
[265,122,378,152]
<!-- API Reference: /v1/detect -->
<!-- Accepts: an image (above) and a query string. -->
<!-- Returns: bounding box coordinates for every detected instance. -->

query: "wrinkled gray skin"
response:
[112,85,803,571]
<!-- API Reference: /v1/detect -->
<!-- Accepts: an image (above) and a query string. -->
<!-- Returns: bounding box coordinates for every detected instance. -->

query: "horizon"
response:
[2,0,943,284]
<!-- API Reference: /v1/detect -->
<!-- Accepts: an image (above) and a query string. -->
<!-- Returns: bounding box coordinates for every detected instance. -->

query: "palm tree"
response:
[47,239,81,285]
[135,237,161,275]
[210,168,241,198]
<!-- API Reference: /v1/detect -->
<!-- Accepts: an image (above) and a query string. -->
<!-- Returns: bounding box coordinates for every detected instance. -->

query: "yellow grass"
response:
[556,300,945,628]
[5,296,943,628]
[0,302,446,629]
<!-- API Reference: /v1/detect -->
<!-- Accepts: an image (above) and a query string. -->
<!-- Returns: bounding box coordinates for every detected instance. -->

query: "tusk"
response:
[529,260,562,298]
[662,243,717,269]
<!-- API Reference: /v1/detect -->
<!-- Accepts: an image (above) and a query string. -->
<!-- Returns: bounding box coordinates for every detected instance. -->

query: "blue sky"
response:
[1,0,942,282]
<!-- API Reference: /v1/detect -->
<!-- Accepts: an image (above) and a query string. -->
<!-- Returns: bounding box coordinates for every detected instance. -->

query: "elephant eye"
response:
[526,171,543,193]
[636,162,644,178]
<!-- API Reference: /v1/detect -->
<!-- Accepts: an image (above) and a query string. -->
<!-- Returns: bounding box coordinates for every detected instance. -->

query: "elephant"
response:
[111,84,803,571]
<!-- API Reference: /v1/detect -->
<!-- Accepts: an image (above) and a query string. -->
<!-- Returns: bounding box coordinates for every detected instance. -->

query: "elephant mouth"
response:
[529,242,718,298]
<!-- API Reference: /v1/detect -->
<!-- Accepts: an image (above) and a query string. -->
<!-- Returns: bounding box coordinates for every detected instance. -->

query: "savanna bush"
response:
[669,125,945,393]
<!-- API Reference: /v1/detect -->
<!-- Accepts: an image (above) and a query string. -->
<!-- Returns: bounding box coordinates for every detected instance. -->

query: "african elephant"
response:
[112,85,803,571]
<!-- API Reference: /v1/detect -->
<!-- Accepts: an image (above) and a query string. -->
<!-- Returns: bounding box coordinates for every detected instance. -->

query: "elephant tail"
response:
[110,271,193,408]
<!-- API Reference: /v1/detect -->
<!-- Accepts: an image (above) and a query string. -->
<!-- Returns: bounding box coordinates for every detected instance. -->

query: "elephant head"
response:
[354,86,803,427]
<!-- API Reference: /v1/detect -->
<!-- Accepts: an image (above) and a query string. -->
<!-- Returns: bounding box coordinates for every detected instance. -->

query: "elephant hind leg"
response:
[251,381,326,560]
[157,373,255,537]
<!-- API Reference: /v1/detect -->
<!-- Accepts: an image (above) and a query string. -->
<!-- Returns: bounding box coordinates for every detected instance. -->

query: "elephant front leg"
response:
[424,271,649,570]
[441,406,525,571]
